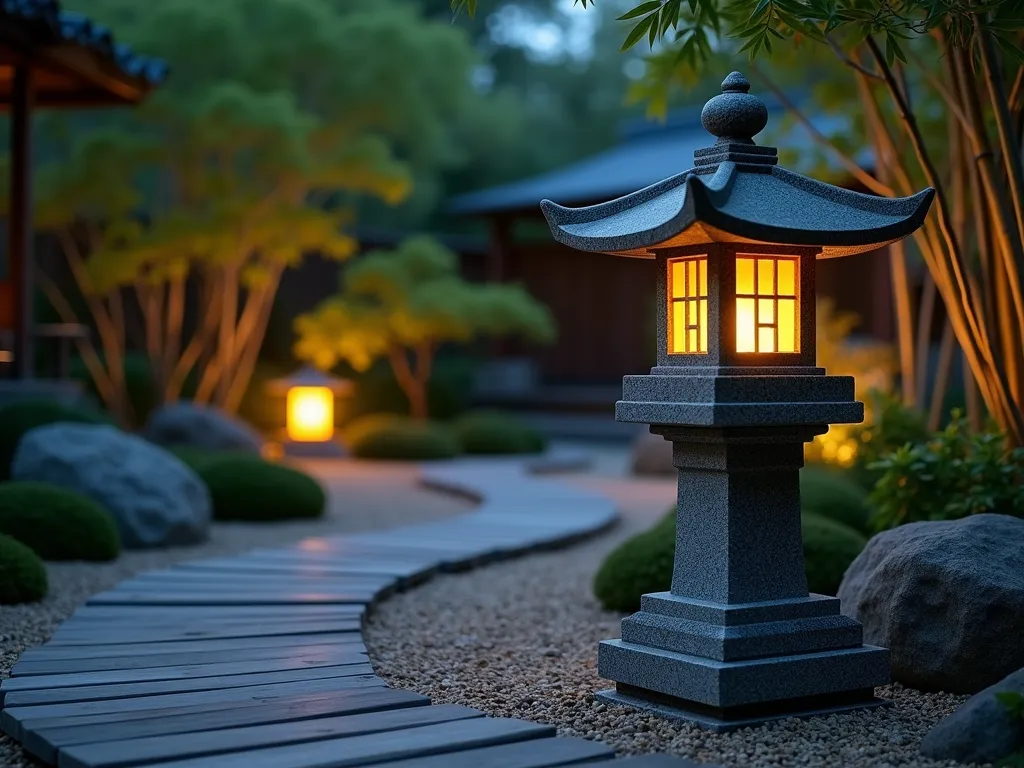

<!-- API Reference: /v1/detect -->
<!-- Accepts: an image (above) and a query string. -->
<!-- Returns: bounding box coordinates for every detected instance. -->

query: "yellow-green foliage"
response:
[0,483,120,561]
[0,533,48,605]
[295,236,555,419]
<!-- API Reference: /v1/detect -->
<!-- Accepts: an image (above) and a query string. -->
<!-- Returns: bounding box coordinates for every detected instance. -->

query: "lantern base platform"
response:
[596,685,888,733]
[280,439,347,459]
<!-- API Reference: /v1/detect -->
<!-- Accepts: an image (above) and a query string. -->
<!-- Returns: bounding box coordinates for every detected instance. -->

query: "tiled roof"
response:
[1,0,168,86]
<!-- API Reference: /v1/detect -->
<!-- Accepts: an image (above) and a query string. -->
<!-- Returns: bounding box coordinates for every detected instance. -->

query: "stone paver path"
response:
[0,454,706,768]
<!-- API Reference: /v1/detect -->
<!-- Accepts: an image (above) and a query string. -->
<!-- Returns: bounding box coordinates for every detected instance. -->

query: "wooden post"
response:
[8,65,34,379]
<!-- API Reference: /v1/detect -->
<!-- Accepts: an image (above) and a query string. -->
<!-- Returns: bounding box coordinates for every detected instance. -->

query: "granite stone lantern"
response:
[540,72,935,732]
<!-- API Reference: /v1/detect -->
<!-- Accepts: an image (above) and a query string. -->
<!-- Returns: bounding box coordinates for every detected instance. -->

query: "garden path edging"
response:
[1,452,705,768]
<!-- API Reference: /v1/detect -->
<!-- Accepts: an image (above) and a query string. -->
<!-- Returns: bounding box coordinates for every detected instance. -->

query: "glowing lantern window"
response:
[286,386,334,442]
[668,256,709,354]
[735,255,799,354]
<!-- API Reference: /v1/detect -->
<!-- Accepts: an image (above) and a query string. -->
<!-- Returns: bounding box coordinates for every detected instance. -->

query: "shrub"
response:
[193,455,326,522]
[451,410,547,455]
[593,510,675,613]
[801,513,868,595]
[0,483,120,561]
[869,412,1024,531]
[343,414,460,460]
[800,466,871,534]
[593,505,869,611]
[0,399,111,480]
[849,391,931,491]
[0,533,48,604]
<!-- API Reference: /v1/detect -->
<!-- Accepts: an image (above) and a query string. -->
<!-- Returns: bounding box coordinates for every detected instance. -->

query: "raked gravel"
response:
[365,471,977,768]
[0,458,472,768]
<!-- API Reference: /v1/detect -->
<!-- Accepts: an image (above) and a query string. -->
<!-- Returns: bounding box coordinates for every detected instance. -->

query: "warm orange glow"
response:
[668,256,709,354]
[735,255,800,354]
[286,386,334,442]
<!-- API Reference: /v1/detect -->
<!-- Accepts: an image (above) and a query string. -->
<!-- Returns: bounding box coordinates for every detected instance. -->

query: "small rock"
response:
[629,431,674,476]
[920,666,1024,764]
[142,401,265,454]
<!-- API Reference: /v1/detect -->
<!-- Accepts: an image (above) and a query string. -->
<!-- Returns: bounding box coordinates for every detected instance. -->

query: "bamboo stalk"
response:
[928,320,956,431]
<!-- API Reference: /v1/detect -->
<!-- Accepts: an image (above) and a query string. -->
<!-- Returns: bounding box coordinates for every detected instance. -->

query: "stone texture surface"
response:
[142,402,265,454]
[10,424,212,549]
[919,666,1024,765]
[629,432,673,477]
[839,514,1024,694]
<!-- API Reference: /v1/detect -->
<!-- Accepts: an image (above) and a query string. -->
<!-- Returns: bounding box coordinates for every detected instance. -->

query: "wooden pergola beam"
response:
[8,64,34,378]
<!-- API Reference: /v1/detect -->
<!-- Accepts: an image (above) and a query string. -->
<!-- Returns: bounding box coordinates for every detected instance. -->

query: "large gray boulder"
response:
[630,431,674,476]
[143,402,264,454]
[11,423,211,549]
[838,514,1024,694]
[920,666,1024,764]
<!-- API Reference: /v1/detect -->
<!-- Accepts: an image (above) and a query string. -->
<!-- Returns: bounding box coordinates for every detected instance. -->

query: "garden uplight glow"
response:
[286,386,334,442]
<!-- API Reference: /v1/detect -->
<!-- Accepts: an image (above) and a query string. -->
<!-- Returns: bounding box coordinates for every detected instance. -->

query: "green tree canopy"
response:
[295,235,555,418]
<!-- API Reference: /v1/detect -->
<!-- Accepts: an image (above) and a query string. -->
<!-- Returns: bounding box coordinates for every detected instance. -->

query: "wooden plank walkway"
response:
[1,455,711,768]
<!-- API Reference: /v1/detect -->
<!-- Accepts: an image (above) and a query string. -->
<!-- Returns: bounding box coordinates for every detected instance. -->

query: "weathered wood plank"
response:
[1,668,381,725]
[18,633,363,661]
[69,604,365,620]
[56,615,357,633]
[58,703,483,768]
[367,737,616,767]
[174,559,433,580]
[46,621,361,645]
[12,642,355,676]
[120,717,555,768]
[21,688,428,764]
[85,591,376,606]
[2,650,367,697]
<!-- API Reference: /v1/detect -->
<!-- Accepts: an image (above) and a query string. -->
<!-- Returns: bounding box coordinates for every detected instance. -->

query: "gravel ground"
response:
[365,468,975,768]
[0,458,472,768]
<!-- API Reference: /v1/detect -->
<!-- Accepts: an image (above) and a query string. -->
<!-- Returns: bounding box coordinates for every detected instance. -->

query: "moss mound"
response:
[593,510,675,613]
[801,512,868,595]
[0,483,120,561]
[0,399,111,480]
[451,410,547,455]
[800,466,872,534]
[193,455,326,522]
[343,414,460,460]
[0,533,48,604]
[594,506,869,611]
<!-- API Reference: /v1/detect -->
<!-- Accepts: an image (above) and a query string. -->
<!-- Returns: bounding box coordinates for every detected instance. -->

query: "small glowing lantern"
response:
[266,367,353,457]
[287,386,334,442]
[541,72,934,731]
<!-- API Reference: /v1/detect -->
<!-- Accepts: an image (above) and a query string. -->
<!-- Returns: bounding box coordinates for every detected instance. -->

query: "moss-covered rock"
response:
[0,533,48,604]
[801,512,869,595]
[195,455,326,522]
[0,399,110,480]
[0,482,120,561]
[451,410,546,455]
[593,505,869,611]
[800,466,872,534]
[343,414,460,460]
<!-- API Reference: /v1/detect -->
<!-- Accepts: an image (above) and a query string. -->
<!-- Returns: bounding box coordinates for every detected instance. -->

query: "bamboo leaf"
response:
[621,14,656,50]
[617,1,662,21]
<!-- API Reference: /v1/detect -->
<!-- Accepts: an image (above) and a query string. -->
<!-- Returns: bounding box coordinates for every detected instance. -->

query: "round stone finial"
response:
[700,71,768,144]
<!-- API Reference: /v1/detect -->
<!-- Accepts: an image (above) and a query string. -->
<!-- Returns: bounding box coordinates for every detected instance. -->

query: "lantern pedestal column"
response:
[598,381,889,732]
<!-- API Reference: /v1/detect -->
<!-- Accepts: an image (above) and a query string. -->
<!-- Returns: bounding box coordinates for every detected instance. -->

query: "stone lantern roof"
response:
[541,72,934,260]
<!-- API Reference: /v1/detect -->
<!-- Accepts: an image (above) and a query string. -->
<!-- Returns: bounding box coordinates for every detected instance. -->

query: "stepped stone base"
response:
[597,592,890,732]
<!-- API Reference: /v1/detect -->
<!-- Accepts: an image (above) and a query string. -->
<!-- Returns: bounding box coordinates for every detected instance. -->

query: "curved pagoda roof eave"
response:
[541,161,935,259]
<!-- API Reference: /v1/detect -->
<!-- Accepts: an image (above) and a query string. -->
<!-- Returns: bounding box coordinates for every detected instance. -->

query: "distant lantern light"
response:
[266,366,353,458]
[287,386,334,442]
